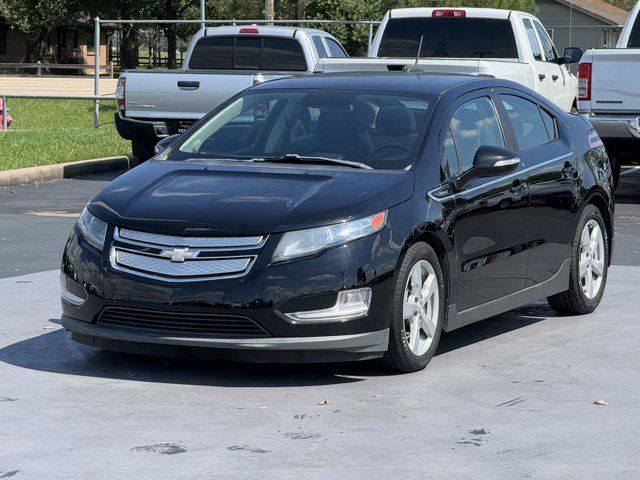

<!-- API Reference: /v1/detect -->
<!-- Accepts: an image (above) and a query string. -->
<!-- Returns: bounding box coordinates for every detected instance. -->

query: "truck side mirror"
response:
[561,47,583,65]
[455,146,521,189]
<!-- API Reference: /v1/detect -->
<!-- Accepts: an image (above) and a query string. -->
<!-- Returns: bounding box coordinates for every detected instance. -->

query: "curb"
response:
[0,155,138,187]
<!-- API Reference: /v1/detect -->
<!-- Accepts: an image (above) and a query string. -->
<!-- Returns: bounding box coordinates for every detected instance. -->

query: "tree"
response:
[0,0,89,62]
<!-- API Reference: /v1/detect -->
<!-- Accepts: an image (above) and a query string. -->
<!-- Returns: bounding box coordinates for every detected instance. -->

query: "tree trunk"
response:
[166,25,178,70]
[265,0,274,20]
[120,27,139,70]
[25,28,50,63]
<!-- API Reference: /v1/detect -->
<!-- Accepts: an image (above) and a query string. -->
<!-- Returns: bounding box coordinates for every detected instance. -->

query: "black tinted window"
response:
[235,37,261,68]
[501,95,550,150]
[541,108,558,140]
[628,17,640,47]
[189,36,307,71]
[262,37,307,70]
[451,97,505,172]
[326,38,347,57]
[378,18,518,58]
[189,36,233,69]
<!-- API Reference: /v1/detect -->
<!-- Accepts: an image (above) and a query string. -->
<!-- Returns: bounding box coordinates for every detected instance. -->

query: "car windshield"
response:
[170,89,434,170]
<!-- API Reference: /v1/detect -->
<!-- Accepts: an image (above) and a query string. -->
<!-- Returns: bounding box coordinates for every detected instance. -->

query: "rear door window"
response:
[325,38,348,57]
[189,36,307,71]
[378,18,518,58]
[501,95,552,150]
[523,19,543,61]
[532,21,558,62]
[312,36,328,58]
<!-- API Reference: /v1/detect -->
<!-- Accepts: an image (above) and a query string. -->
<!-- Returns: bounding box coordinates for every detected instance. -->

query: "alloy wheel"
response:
[403,260,439,356]
[579,219,605,300]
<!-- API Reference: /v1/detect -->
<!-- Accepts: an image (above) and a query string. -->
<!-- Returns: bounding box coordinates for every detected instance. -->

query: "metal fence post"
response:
[200,0,206,30]
[94,17,100,129]
[368,21,374,54]
[1,96,7,131]
[37,61,41,76]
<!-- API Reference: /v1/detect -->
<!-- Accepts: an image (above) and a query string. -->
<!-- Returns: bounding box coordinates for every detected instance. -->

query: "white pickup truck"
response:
[317,7,582,112]
[115,25,347,159]
[578,2,637,184]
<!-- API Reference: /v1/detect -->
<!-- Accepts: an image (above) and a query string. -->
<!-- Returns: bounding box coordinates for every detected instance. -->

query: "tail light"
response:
[577,63,591,101]
[115,75,126,111]
[432,9,466,17]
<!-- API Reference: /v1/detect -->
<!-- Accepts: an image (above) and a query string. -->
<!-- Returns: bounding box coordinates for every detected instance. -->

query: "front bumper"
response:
[61,225,400,362]
[585,114,640,140]
[62,315,388,363]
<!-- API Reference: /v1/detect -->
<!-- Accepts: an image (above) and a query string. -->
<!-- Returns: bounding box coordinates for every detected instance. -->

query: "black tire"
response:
[382,242,445,373]
[547,204,609,315]
[131,140,155,161]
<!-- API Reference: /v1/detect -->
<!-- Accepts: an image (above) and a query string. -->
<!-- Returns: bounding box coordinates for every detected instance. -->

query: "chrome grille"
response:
[110,227,264,282]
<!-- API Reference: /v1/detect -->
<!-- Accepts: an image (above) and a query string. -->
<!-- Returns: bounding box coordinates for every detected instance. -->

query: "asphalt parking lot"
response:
[1,169,639,479]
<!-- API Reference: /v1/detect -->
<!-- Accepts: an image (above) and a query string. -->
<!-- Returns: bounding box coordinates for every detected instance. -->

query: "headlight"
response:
[272,211,386,262]
[77,207,108,251]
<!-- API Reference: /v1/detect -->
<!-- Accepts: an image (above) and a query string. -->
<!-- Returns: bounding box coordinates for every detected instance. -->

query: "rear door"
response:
[495,88,576,286]
[438,90,529,312]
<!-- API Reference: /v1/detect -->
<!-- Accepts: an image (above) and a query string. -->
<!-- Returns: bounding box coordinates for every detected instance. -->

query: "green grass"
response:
[0,99,130,171]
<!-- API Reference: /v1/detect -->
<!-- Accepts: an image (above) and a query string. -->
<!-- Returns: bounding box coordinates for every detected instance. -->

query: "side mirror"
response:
[155,134,181,155]
[560,47,582,65]
[455,145,520,189]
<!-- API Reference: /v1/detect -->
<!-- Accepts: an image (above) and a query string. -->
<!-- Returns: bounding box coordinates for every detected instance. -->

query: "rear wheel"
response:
[382,242,445,373]
[547,205,608,315]
[132,140,155,161]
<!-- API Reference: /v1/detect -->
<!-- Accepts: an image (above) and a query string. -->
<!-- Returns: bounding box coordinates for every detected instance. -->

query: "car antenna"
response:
[404,35,424,73]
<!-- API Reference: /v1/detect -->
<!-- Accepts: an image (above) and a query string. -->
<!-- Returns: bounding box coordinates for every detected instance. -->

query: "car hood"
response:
[89,160,415,235]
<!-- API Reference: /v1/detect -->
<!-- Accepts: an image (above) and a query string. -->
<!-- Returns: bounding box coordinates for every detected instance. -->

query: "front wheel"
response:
[382,242,445,373]
[547,204,609,315]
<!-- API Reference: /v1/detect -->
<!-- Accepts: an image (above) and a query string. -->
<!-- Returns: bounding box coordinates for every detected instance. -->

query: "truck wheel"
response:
[132,140,155,161]
[382,242,445,373]
[547,204,608,315]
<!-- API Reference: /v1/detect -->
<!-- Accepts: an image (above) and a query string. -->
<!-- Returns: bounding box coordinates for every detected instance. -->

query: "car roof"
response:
[387,7,515,20]
[251,72,507,97]
[203,25,332,37]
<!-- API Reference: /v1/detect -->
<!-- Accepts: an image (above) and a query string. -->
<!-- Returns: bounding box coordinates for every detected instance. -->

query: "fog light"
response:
[284,288,372,323]
[60,272,87,306]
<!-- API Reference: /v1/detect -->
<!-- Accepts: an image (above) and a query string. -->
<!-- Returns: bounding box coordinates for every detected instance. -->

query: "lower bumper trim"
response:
[62,315,388,362]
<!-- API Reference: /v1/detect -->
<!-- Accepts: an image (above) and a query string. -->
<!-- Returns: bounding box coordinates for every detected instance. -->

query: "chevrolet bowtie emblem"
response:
[162,247,197,263]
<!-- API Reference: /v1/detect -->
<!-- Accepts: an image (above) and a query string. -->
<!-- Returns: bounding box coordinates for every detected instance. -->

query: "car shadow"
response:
[0,302,553,388]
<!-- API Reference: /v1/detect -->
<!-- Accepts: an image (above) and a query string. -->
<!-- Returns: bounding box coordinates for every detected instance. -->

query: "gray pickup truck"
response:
[115,25,347,159]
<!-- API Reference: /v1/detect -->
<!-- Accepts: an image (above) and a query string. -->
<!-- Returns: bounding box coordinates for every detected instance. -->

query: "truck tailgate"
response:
[123,70,256,120]
[591,50,640,112]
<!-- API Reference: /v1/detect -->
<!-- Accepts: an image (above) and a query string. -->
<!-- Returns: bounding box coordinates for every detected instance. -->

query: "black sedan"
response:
[61,73,614,372]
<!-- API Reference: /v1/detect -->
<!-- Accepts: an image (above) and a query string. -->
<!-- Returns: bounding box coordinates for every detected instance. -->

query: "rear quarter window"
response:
[627,16,640,47]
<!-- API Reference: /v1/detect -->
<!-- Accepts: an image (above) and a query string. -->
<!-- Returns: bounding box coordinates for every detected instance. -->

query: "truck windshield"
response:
[170,89,434,170]
[378,18,518,59]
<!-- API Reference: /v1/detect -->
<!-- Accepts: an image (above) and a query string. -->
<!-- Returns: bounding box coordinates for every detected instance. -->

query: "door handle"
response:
[178,80,200,89]
[538,74,546,81]
[552,74,559,81]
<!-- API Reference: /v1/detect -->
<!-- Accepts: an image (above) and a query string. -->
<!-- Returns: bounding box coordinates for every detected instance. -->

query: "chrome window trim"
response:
[428,152,573,202]
[117,228,266,250]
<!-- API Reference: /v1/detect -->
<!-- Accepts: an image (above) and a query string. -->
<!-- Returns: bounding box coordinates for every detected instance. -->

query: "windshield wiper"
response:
[253,154,372,170]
